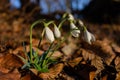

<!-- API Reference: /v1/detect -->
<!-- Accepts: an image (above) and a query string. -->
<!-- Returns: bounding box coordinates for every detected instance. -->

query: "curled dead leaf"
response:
[84,40,116,65]
[81,49,95,61]
[89,71,96,80]
[91,55,104,75]
[90,71,108,80]
[68,57,83,67]
[39,63,64,79]
[0,69,20,80]
[0,54,23,73]
[115,56,120,72]
[111,43,120,54]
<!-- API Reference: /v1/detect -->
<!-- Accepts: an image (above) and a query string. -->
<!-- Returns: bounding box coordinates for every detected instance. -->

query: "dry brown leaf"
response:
[88,53,95,61]
[31,39,40,47]
[90,71,108,80]
[12,20,22,32]
[89,71,95,80]
[116,72,120,80]
[0,69,20,80]
[91,55,104,75]
[26,46,44,55]
[20,74,31,80]
[94,40,115,65]
[39,63,64,80]
[81,49,89,61]
[111,43,120,53]
[58,73,74,80]
[31,39,49,48]
[13,46,24,54]
[81,49,95,61]
[30,69,38,76]
[23,39,48,49]
[102,75,108,80]
[0,44,6,52]
[115,56,120,66]
[84,40,116,65]
[115,64,120,72]
[68,57,83,67]
[0,54,23,73]
[48,51,63,59]
[41,42,50,51]
[13,45,44,55]
[115,56,120,72]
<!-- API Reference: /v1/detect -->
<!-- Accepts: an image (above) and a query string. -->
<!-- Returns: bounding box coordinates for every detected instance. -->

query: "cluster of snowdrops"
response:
[18,13,96,73]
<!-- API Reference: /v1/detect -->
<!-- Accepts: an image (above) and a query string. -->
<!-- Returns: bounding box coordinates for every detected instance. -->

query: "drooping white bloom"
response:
[83,29,95,44]
[78,20,84,26]
[45,27,55,43]
[70,22,80,37]
[68,13,74,21]
[54,25,61,38]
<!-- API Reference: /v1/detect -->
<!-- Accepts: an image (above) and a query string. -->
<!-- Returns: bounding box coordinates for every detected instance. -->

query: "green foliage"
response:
[18,43,57,72]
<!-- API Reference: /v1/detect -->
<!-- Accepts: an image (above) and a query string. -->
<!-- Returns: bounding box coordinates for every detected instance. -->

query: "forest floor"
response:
[0,12,120,80]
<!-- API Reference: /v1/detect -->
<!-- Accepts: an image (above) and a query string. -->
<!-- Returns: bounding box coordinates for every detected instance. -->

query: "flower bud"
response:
[83,29,95,44]
[54,25,61,38]
[70,23,80,37]
[45,27,55,43]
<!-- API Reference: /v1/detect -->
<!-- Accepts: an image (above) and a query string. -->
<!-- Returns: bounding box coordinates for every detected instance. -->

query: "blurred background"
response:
[0,0,120,24]
[0,0,120,57]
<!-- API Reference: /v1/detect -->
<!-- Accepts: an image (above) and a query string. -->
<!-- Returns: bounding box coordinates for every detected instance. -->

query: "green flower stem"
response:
[37,29,45,48]
[62,13,68,19]
[30,20,44,62]
[42,42,54,67]
[58,18,67,29]
[33,63,41,71]
[22,42,28,60]
[83,26,87,32]
[46,21,54,26]
[37,37,42,49]
[47,39,62,60]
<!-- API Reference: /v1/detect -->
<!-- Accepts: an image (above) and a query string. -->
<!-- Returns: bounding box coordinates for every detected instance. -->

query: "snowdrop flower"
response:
[45,27,55,43]
[83,29,95,44]
[70,22,80,37]
[68,13,74,21]
[54,25,61,38]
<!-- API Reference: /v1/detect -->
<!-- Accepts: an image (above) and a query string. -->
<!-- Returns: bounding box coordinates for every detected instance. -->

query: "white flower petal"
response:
[83,30,92,44]
[54,25,61,38]
[91,33,96,42]
[70,22,76,29]
[68,14,74,20]
[71,31,80,37]
[70,23,80,37]
[45,27,55,43]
